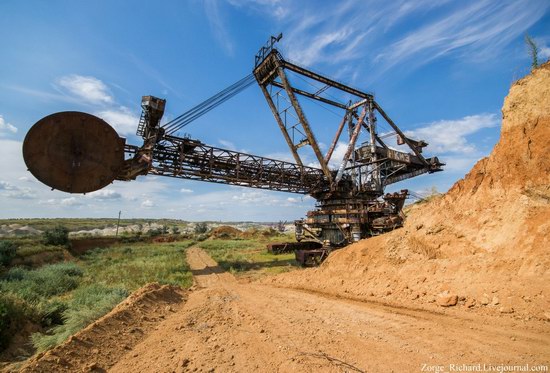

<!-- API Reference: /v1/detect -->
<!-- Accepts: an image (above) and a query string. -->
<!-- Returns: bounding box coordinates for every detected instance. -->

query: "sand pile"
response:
[269,62,550,319]
[19,283,187,373]
[209,225,242,239]
[0,224,42,237]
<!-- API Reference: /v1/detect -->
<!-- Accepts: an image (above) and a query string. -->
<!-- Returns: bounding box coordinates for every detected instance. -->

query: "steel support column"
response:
[276,66,333,182]
[258,84,304,167]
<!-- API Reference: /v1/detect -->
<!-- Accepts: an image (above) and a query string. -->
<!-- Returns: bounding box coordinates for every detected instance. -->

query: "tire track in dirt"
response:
[18,247,550,372]
[185,247,237,288]
[109,248,549,372]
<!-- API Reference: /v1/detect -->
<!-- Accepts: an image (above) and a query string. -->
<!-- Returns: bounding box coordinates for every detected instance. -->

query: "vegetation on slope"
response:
[0,235,195,356]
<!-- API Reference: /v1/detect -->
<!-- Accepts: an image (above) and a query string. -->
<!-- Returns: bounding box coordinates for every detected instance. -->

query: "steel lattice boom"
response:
[23,34,445,265]
[123,136,327,194]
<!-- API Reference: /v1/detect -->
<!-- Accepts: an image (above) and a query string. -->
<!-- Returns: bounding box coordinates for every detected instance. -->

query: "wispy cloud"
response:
[0,181,17,190]
[86,189,123,200]
[405,113,499,154]
[0,115,17,136]
[7,74,141,138]
[61,197,82,206]
[0,179,36,200]
[375,1,550,74]
[230,0,550,81]
[95,106,140,136]
[141,199,155,208]
[56,74,114,105]
[204,0,234,56]
[228,0,289,20]
[3,84,86,105]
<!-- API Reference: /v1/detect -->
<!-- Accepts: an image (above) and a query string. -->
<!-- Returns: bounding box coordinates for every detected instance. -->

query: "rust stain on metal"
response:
[23,111,125,193]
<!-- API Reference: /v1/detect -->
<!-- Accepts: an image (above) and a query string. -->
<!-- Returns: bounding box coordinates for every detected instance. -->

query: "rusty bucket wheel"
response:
[23,111,125,194]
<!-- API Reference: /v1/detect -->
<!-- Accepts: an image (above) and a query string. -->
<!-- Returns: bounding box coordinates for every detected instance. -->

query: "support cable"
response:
[163,74,256,134]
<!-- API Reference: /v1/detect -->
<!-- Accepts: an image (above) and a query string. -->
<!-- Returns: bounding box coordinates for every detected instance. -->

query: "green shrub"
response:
[0,293,39,350]
[32,284,128,352]
[0,241,17,266]
[0,263,83,302]
[36,299,68,327]
[148,228,162,237]
[194,222,208,234]
[43,226,69,246]
[0,297,10,349]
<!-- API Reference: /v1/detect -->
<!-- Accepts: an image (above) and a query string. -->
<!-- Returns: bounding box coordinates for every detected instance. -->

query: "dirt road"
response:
[20,247,549,373]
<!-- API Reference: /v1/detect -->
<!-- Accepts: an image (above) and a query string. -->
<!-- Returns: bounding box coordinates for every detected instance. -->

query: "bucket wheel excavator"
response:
[23,35,444,266]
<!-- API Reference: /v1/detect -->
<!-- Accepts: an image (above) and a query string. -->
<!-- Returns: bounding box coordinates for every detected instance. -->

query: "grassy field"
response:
[199,238,298,277]
[0,223,299,361]
[0,239,195,355]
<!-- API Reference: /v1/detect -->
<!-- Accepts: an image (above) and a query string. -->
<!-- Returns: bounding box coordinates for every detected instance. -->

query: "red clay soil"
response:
[209,226,242,239]
[14,247,550,372]
[69,237,120,255]
[269,62,550,320]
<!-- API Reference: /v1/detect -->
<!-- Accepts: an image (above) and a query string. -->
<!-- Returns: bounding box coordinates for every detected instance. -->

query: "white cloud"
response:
[539,46,550,60]
[0,181,17,190]
[204,0,234,56]
[228,0,288,20]
[405,113,499,154]
[218,139,236,150]
[233,0,549,80]
[180,188,193,193]
[0,115,17,136]
[39,199,57,206]
[86,189,122,200]
[0,180,36,199]
[375,1,549,73]
[61,197,82,206]
[141,199,155,208]
[57,74,113,104]
[288,28,351,66]
[3,188,36,200]
[327,142,349,169]
[95,106,139,136]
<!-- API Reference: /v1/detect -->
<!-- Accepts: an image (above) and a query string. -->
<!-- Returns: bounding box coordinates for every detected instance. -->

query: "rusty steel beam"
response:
[281,59,373,100]
[373,102,428,165]
[324,112,348,164]
[258,84,304,167]
[270,81,348,110]
[148,137,327,194]
[367,100,380,191]
[334,105,368,184]
[350,110,388,149]
[276,66,333,183]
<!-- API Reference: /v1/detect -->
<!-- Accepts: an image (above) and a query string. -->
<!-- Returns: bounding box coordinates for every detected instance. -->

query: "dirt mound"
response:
[209,225,242,239]
[269,62,550,320]
[17,283,187,373]
[0,225,42,237]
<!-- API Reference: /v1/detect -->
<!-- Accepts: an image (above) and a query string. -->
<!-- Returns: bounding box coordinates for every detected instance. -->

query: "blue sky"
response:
[1,0,549,221]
